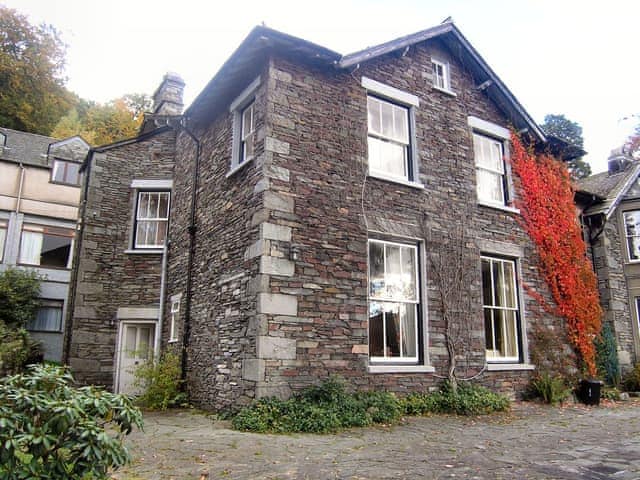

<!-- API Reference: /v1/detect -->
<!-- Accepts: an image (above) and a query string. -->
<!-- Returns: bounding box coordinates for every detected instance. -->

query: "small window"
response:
[19,225,74,268]
[623,210,640,261]
[474,133,506,206]
[0,222,6,262]
[27,300,63,332]
[229,76,260,174]
[367,96,411,181]
[481,256,520,362]
[169,295,181,342]
[432,60,451,91]
[134,191,170,249]
[51,159,81,186]
[368,239,420,363]
[240,101,255,164]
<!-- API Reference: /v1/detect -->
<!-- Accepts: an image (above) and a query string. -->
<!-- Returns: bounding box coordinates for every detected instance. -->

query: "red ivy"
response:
[510,133,602,377]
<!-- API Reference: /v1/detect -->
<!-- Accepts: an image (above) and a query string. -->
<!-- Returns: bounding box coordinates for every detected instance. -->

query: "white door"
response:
[117,323,155,395]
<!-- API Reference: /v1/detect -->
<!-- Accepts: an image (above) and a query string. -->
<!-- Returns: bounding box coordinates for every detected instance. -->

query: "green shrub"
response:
[0,268,41,329]
[601,386,621,401]
[622,363,640,392]
[0,323,42,375]
[399,382,510,416]
[133,351,186,410]
[529,372,572,404]
[0,364,143,480]
[595,322,620,386]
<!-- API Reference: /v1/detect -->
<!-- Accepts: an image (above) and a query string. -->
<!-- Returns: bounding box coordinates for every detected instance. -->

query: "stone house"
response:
[0,127,89,361]
[577,149,640,372]
[66,21,572,408]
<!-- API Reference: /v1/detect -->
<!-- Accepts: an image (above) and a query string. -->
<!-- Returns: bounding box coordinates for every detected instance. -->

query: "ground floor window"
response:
[481,256,520,362]
[368,239,420,363]
[27,300,63,332]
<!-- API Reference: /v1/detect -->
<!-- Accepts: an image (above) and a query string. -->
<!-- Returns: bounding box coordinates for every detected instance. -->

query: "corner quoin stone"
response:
[257,293,298,316]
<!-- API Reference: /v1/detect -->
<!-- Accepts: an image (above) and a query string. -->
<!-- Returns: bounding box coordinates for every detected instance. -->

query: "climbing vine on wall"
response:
[510,133,602,377]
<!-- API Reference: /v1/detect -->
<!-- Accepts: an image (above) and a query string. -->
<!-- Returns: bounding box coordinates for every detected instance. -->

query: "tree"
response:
[0,6,73,135]
[52,94,151,145]
[541,114,591,179]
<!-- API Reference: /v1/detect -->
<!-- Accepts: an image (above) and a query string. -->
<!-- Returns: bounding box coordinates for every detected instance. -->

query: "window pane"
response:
[628,237,640,261]
[148,193,159,218]
[368,97,381,134]
[40,234,72,268]
[503,261,516,308]
[19,231,43,265]
[369,241,385,298]
[138,193,150,218]
[66,162,80,184]
[484,308,494,352]
[393,106,409,143]
[401,246,417,301]
[502,310,518,358]
[385,245,402,299]
[27,304,63,332]
[158,193,170,218]
[380,101,394,138]
[474,134,503,172]
[400,304,417,358]
[476,169,504,204]
[369,302,384,357]
[624,211,640,236]
[481,259,493,306]
[385,304,401,357]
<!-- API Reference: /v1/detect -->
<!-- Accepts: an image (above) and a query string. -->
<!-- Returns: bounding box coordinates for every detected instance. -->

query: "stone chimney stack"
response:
[608,147,633,175]
[152,72,185,115]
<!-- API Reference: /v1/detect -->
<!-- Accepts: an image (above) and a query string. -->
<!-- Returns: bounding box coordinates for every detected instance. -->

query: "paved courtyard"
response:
[113,400,640,480]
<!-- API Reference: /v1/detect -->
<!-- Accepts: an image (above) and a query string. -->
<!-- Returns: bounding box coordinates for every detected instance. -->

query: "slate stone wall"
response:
[66,129,176,388]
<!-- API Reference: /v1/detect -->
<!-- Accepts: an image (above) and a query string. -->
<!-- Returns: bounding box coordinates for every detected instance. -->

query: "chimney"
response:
[608,147,633,175]
[152,72,185,116]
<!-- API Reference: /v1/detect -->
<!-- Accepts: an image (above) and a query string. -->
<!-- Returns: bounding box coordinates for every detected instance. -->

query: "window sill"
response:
[226,157,254,178]
[124,249,164,255]
[486,363,535,372]
[478,202,520,214]
[368,364,435,374]
[433,85,457,97]
[368,173,424,190]
[49,180,81,188]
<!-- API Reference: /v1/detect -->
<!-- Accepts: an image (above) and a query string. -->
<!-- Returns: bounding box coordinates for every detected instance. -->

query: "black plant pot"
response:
[577,379,603,406]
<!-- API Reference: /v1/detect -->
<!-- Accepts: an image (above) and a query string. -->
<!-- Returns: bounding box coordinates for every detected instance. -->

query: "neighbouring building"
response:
[66,21,574,408]
[0,127,89,361]
[577,148,640,372]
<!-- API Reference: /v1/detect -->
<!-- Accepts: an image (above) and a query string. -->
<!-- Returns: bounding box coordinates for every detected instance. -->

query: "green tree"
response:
[0,268,40,330]
[52,94,150,145]
[0,5,73,135]
[542,114,591,179]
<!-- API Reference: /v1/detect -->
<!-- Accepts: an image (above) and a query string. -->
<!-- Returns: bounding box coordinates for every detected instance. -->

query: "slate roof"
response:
[0,127,56,168]
[577,162,640,218]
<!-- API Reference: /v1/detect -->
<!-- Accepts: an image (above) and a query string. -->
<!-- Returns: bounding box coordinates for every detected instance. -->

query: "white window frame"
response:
[623,210,640,262]
[229,76,261,176]
[368,238,420,364]
[134,191,170,249]
[431,59,454,95]
[362,77,422,188]
[169,293,181,343]
[481,255,521,363]
[51,158,82,186]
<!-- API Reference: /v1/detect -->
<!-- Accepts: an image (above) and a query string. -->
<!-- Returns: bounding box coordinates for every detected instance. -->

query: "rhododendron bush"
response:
[510,133,602,376]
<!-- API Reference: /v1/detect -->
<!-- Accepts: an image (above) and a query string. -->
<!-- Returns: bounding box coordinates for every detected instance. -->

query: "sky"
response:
[5,0,639,173]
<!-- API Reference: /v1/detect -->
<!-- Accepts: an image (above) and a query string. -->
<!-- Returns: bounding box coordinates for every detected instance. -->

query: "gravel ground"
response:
[112,399,640,480]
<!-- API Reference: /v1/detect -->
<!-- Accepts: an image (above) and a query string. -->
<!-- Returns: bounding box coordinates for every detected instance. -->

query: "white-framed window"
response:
[51,159,81,186]
[19,224,74,268]
[27,300,63,332]
[623,210,640,261]
[368,239,420,363]
[134,191,170,249]
[474,133,506,205]
[169,294,181,342]
[229,76,261,175]
[432,59,451,92]
[0,221,6,262]
[481,255,520,362]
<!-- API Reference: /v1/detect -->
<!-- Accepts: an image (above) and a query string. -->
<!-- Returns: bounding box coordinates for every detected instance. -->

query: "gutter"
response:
[178,118,202,384]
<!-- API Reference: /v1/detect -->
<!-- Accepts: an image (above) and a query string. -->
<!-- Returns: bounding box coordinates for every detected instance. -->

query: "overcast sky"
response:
[5,0,639,173]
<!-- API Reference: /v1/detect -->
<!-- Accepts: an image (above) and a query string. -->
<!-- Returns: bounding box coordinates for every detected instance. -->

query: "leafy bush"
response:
[400,382,510,416]
[133,351,186,410]
[232,377,401,433]
[529,372,572,405]
[622,363,640,392]
[0,268,41,329]
[0,323,42,375]
[0,364,143,480]
[595,322,620,386]
[601,387,621,401]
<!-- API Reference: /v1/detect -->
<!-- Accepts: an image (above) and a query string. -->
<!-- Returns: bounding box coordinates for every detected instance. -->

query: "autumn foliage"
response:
[510,133,602,376]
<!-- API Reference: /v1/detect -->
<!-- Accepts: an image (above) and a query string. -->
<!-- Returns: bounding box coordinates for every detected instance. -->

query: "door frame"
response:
[114,319,158,394]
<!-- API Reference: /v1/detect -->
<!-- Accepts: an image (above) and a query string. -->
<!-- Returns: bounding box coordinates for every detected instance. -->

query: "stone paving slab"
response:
[112,400,640,480]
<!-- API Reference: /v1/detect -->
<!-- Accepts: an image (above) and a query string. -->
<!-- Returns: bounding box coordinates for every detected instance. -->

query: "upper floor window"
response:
[482,256,520,362]
[367,96,411,181]
[623,210,640,261]
[240,101,255,164]
[51,159,81,186]
[474,133,506,205]
[19,224,74,268]
[229,76,261,175]
[368,239,420,363]
[432,60,451,92]
[134,191,170,249]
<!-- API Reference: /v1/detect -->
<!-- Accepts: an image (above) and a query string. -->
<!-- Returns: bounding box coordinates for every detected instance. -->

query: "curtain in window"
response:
[27,306,62,332]
[19,231,42,265]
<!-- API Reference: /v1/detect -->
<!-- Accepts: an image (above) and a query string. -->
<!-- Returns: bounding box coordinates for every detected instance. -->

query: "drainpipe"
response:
[178,118,201,384]
[155,242,169,359]
[15,162,25,213]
